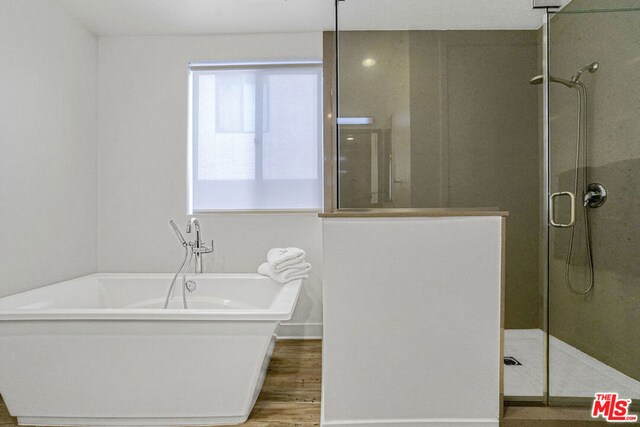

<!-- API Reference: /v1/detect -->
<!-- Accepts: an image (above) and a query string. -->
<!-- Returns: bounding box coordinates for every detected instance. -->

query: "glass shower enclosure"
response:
[333,0,640,408]
[547,1,640,406]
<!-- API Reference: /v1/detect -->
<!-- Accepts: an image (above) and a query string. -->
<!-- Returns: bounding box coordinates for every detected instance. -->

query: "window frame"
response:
[187,60,324,214]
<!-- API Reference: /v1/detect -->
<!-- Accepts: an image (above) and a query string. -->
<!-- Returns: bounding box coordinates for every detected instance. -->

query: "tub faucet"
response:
[186,218,213,273]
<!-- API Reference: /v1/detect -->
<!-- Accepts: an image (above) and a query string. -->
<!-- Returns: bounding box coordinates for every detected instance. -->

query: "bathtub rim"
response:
[0,273,301,322]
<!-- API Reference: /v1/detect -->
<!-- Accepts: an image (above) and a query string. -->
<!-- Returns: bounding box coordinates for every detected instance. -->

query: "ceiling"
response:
[55,0,571,37]
[55,0,334,36]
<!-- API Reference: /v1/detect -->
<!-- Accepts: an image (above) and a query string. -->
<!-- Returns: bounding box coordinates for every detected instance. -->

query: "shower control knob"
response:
[584,183,607,208]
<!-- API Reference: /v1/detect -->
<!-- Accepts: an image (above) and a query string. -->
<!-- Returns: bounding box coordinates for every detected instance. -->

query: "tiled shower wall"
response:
[548,3,640,381]
[337,30,542,329]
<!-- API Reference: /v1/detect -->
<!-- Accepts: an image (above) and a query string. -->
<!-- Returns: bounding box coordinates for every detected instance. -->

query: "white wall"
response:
[97,33,324,338]
[0,0,98,297]
[322,217,503,426]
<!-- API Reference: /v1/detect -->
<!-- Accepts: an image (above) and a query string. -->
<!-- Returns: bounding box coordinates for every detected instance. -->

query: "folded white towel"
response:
[271,258,307,272]
[267,247,307,272]
[258,262,310,284]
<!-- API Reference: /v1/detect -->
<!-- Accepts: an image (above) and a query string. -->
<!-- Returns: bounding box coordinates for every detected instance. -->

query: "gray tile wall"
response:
[548,3,640,381]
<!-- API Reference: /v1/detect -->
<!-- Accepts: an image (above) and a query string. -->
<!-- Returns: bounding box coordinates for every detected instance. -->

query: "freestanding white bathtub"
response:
[0,273,301,426]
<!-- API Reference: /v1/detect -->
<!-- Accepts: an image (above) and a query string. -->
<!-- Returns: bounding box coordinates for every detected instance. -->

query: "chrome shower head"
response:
[570,62,599,84]
[529,74,575,89]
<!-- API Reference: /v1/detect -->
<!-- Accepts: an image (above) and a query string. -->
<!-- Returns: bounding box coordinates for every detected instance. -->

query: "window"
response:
[188,61,323,212]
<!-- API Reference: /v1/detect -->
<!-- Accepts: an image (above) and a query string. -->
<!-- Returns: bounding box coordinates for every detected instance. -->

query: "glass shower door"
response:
[548,2,640,406]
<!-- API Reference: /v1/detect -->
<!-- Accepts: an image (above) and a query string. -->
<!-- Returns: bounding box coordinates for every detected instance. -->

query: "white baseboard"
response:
[321,419,498,427]
[276,322,323,339]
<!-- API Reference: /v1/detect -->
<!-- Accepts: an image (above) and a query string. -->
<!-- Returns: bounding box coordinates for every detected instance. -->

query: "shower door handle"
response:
[388,157,393,202]
[549,191,576,228]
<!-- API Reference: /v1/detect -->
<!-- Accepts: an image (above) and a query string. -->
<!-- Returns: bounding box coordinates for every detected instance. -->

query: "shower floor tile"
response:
[505,329,640,399]
[504,329,544,397]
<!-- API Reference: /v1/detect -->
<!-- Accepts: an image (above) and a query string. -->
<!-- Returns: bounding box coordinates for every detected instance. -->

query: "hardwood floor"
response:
[0,339,321,427]
[0,398,13,427]
[245,340,321,426]
[501,406,640,426]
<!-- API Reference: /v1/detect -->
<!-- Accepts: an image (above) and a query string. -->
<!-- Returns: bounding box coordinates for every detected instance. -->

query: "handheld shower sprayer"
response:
[165,220,191,309]
[529,62,599,88]
[165,219,214,309]
[169,220,187,247]
[570,62,599,84]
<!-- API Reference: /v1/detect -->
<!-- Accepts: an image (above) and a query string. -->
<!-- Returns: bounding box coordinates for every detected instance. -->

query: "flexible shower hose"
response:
[564,82,594,295]
[164,244,193,308]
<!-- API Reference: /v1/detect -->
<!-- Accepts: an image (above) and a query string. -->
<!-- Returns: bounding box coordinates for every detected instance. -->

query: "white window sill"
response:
[191,209,322,215]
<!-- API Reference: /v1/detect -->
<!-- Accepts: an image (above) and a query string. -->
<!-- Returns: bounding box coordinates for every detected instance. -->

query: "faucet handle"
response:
[584,183,607,208]
[193,240,214,254]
